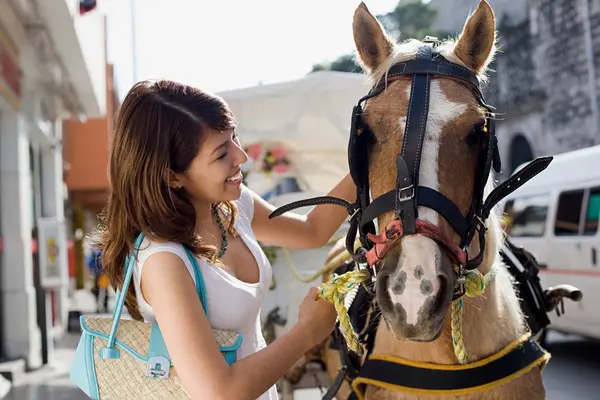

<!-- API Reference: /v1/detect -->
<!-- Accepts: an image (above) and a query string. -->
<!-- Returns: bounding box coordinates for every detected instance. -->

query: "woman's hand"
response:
[296,287,338,347]
[143,252,335,400]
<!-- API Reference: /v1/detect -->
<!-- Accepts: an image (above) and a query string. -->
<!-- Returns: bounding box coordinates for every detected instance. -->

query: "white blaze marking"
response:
[387,82,467,325]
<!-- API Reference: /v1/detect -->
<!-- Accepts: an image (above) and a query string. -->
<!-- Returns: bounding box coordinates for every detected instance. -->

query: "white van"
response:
[501,145,600,341]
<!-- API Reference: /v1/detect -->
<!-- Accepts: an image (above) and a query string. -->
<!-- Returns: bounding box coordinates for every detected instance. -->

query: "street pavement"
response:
[2,291,599,399]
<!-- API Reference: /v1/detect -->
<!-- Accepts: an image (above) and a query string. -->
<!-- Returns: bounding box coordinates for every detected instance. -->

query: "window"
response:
[503,194,550,237]
[584,187,600,235]
[554,190,584,236]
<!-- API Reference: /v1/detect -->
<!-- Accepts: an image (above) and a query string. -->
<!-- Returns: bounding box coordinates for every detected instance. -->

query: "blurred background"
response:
[0,0,599,399]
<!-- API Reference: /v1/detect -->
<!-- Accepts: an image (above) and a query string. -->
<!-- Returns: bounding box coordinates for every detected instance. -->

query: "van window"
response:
[584,187,600,235]
[554,189,584,236]
[503,194,549,237]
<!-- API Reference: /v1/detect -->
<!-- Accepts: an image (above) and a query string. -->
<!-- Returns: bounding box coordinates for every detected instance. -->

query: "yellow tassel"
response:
[464,269,486,297]
[451,267,493,364]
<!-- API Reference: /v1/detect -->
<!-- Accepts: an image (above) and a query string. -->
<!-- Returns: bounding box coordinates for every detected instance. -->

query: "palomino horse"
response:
[326,1,547,399]
[277,1,558,399]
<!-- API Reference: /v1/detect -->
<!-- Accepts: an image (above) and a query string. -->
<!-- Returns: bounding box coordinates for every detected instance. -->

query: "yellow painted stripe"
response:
[351,353,550,398]
[349,333,551,399]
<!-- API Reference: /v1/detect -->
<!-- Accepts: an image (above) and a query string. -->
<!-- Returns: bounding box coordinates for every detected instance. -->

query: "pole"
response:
[131,0,137,83]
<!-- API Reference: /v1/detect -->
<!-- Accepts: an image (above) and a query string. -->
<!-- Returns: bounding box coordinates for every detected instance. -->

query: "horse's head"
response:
[352,0,497,342]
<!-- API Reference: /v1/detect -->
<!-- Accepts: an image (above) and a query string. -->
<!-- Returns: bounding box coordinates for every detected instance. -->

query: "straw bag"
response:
[70,233,242,399]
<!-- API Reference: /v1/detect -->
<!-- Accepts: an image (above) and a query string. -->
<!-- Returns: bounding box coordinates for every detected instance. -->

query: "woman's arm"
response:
[142,252,325,400]
[251,173,356,249]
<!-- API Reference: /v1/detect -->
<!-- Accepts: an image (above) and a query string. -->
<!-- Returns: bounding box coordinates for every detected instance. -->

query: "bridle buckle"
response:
[397,184,415,202]
[423,35,439,45]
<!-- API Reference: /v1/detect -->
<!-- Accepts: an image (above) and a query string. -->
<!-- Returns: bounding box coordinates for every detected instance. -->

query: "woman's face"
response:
[175,128,248,205]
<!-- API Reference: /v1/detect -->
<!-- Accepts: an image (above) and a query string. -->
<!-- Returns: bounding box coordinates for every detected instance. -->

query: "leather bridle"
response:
[269,41,552,300]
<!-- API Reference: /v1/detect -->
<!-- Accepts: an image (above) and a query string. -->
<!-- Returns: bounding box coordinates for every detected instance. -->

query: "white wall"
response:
[74,10,107,117]
[33,0,107,118]
[0,94,43,368]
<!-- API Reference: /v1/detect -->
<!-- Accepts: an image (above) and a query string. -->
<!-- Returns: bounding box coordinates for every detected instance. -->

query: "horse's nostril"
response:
[420,278,437,296]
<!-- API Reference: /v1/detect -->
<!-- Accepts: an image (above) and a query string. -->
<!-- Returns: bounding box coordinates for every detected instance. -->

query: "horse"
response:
[282,1,552,399]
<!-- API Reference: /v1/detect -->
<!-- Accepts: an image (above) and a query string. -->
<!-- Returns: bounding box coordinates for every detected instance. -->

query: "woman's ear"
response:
[165,169,183,190]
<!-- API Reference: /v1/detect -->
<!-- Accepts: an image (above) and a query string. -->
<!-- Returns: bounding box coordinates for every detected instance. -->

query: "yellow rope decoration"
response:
[280,236,362,284]
[281,246,354,283]
[281,234,498,365]
[313,258,497,363]
[451,268,495,364]
[317,269,371,354]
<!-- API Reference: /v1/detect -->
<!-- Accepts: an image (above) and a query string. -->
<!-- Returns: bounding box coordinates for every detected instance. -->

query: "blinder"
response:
[270,42,552,299]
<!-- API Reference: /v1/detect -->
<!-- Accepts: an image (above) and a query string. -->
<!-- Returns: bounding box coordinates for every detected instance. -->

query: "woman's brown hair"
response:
[95,79,238,321]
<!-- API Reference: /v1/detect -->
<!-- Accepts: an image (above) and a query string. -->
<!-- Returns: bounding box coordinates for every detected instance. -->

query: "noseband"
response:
[270,42,552,299]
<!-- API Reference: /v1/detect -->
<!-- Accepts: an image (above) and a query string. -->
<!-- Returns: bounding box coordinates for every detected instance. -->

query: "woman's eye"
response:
[217,152,228,160]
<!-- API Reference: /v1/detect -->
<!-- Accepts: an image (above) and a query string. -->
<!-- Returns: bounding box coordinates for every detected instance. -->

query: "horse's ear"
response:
[352,2,395,72]
[453,0,496,73]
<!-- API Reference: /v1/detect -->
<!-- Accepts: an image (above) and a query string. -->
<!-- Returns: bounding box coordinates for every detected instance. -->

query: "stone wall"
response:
[430,0,600,177]
[472,0,600,177]
[484,19,545,116]
[429,0,529,33]
[533,0,597,152]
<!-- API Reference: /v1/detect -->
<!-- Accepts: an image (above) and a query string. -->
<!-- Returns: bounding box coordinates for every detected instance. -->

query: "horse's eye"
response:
[464,121,486,147]
[464,129,480,147]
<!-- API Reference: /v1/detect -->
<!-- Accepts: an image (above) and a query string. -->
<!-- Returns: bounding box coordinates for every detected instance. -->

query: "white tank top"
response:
[132,185,278,400]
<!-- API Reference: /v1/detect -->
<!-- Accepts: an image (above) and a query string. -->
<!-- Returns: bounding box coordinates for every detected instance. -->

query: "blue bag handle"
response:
[99,233,208,358]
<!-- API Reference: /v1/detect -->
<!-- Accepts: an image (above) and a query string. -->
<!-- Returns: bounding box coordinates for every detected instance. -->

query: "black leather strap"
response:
[361,187,469,242]
[348,107,371,189]
[395,155,416,234]
[462,118,495,250]
[353,336,548,394]
[483,156,553,218]
[396,71,431,228]
[268,196,356,218]
[391,71,430,235]
[321,365,348,400]
[384,57,481,97]
[500,239,551,335]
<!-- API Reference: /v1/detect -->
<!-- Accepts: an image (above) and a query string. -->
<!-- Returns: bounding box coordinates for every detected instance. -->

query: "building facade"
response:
[63,61,120,291]
[430,0,600,178]
[0,0,106,372]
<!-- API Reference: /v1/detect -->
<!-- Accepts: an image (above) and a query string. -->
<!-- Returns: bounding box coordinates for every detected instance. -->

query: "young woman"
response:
[96,79,356,400]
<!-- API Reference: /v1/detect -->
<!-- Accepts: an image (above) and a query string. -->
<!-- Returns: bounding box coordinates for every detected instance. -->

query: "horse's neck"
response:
[373,257,525,364]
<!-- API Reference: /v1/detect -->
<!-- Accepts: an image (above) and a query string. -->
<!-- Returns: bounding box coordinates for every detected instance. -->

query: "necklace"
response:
[212,205,228,258]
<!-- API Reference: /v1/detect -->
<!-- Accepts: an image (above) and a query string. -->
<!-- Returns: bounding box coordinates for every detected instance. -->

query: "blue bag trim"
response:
[71,232,243,397]
[70,329,100,399]
[81,232,242,362]
[84,333,100,400]
[148,321,170,360]
[79,315,242,364]
[80,315,148,362]
[218,334,244,352]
